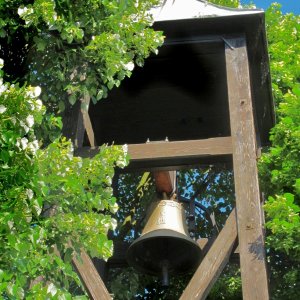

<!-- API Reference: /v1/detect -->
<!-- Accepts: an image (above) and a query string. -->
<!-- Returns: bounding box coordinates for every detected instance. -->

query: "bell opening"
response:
[126,229,202,277]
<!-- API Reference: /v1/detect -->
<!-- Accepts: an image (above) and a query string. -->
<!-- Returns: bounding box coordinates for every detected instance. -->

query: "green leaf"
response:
[58,101,65,112]
[68,94,76,105]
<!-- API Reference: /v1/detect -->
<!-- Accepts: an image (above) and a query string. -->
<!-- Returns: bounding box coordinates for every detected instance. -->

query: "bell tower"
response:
[64,1,274,299]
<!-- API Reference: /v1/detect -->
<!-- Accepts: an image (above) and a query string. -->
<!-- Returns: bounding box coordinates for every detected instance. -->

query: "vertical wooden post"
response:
[225,36,269,299]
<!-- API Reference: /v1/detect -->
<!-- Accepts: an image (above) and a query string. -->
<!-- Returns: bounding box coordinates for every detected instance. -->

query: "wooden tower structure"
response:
[63,1,275,299]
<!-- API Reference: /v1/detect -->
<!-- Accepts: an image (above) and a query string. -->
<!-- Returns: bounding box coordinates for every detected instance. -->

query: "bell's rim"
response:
[126,229,202,276]
[131,228,199,247]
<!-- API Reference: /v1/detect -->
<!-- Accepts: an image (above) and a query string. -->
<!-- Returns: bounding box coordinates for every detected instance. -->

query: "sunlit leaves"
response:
[264,193,300,260]
[14,0,164,111]
[208,0,239,8]
[258,3,300,299]
[265,4,300,106]
[0,62,128,297]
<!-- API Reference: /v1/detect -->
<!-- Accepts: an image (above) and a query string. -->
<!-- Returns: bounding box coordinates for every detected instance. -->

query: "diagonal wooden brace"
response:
[73,250,112,300]
[180,208,238,300]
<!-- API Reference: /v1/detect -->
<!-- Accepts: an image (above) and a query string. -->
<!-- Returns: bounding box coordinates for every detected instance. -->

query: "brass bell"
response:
[126,196,201,286]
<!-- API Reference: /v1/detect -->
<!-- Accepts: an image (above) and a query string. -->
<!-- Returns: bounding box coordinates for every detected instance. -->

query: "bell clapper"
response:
[161,260,169,287]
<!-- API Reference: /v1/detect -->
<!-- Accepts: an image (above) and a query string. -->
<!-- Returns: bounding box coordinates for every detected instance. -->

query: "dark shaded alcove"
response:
[89,40,230,145]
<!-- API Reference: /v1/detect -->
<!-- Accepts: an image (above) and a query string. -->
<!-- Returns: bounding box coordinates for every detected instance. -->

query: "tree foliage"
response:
[0,0,163,298]
[1,0,299,299]
[1,0,164,114]
[0,60,129,297]
[258,4,300,299]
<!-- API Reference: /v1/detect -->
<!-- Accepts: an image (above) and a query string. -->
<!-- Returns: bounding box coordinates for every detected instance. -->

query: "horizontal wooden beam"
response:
[128,136,232,160]
[75,137,233,169]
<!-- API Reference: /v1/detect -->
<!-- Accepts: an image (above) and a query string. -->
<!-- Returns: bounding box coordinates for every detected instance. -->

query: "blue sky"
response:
[241,0,300,14]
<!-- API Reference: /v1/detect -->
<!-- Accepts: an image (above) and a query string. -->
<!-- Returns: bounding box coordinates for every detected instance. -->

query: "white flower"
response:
[0,58,4,69]
[106,176,112,186]
[35,99,43,111]
[27,140,39,154]
[26,86,41,98]
[110,218,117,231]
[0,105,7,114]
[18,6,33,18]
[20,121,29,133]
[110,203,119,214]
[27,100,35,110]
[16,137,31,150]
[122,144,128,155]
[0,79,7,95]
[114,34,120,40]
[47,283,57,297]
[26,115,34,128]
[124,62,134,71]
[18,6,28,16]
[26,189,34,200]
[20,137,28,150]
[116,159,126,168]
[77,159,83,168]
[33,86,41,97]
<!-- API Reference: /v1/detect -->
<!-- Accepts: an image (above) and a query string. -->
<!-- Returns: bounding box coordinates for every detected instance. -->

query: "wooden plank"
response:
[153,171,176,194]
[75,136,232,159]
[180,209,238,300]
[128,136,232,160]
[73,250,112,300]
[197,238,240,263]
[68,96,109,299]
[81,95,96,148]
[225,36,269,300]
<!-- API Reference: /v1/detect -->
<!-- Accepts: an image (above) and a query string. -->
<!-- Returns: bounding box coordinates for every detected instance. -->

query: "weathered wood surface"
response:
[67,97,110,299]
[81,96,96,148]
[180,209,238,300]
[225,36,269,299]
[153,171,176,194]
[73,251,112,300]
[75,136,232,159]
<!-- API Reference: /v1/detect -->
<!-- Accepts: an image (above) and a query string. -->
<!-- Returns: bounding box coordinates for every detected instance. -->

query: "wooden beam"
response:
[180,209,238,300]
[75,136,232,159]
[153,171,176,194]
[81,95,96,148]
[129,137,232,160]
[225,36,269,299]
[66,96,110,299]
[197,238,240,263]
[73,250,112,300]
